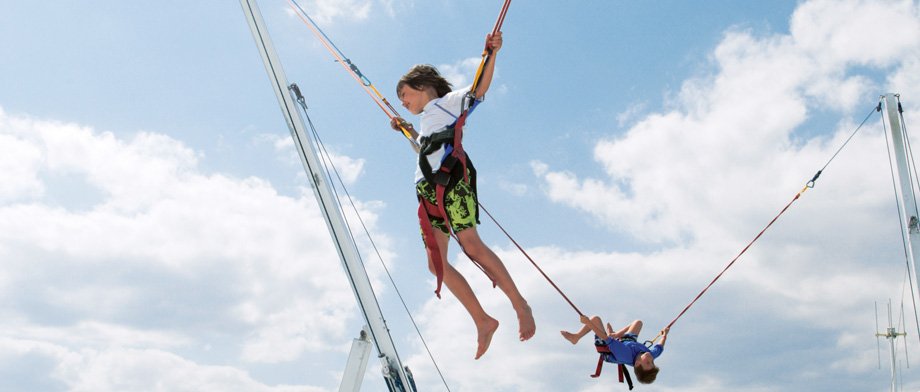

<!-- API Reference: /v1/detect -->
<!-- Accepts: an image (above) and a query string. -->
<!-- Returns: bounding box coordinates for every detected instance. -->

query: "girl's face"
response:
[398,85,435,115]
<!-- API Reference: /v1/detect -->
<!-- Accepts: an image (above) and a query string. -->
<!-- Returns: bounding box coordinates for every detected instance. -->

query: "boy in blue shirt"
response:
[562,315,668,384]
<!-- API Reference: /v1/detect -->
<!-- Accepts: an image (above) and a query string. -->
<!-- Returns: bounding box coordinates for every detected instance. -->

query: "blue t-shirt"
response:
[599,335,664,366]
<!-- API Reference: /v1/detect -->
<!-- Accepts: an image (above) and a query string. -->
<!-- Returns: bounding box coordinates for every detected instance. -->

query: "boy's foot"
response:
[560,330,579,345]
[475,317,499,360]
[516,303,536,341]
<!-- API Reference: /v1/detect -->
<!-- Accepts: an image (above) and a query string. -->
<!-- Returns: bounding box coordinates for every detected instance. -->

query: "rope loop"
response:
[806,170,822,189]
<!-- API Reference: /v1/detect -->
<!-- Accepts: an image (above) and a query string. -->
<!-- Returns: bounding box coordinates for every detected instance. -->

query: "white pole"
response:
[239,1,414,390]
[888,328,897,392]
[889,301,896,392]
[340,329,373,392]
[883,94,920,327]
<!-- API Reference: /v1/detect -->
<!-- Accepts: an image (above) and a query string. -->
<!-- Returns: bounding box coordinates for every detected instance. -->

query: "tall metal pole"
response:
[883,94,920,314]
[239,1,415,390]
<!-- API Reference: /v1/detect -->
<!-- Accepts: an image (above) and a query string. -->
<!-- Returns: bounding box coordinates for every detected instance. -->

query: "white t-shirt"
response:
[414,86,479,183]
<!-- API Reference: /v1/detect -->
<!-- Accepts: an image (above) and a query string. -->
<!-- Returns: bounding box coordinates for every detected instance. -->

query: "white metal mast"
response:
[883,94,920,310]
[880,93,920,392]
[239,1,415,390]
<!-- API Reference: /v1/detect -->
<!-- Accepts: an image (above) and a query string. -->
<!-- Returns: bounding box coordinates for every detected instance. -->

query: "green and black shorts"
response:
[416,178,479,235]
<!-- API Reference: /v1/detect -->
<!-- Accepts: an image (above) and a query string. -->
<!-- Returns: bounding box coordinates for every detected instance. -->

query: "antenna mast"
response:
[876,300,907,392]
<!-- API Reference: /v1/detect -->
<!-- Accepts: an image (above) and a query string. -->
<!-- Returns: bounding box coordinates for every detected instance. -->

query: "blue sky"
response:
[3,0,920,391]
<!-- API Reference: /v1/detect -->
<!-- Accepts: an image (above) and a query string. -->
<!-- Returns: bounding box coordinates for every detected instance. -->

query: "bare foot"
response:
[516,303,535,341]
[560,330,579,345]
[475,317,499,360]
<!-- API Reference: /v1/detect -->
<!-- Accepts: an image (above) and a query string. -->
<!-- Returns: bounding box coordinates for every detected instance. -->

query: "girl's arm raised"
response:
[473,32,502,100]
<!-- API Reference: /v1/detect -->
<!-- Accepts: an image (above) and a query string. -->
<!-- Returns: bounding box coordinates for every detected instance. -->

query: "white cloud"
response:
[0,108,390,389]
[0,110,44,202]
[536,0,920,245]
[0,334,320,391]
[790,0,920,69]
[498,180,528,197]
[6,0,920,390]
[521,0,920,390]
[438,57,487,90]
[616,101,648,128]
[259,132,366,185]
[403,233,910,390]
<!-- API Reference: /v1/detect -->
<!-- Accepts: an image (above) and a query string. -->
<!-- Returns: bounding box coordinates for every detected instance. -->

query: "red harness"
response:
[416,108,495,297]
[592,341,634,390]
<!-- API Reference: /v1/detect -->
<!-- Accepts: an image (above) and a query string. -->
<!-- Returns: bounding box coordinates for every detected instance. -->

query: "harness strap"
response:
[417,200,445,298]
[591,340,634,390]
[417,150,494,297]
[453,111,469,182]
[433,102,458,120]
[619,364,634,390]
[417,198,495,294]
[591,355,604,378]
[415,94,495,297]
[592,342,610,378]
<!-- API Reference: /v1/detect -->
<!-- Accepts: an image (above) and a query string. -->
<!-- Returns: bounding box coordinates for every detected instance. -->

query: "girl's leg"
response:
[426,229,499,359]
[456,227,536,341]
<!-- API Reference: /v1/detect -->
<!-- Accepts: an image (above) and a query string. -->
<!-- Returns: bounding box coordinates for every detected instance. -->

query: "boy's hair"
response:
[397,64,453,98]
[634,365,659,384]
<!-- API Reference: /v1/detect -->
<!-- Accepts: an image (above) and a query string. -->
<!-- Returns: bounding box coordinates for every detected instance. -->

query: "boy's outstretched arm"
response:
[473,32,502,100]
[658,327,670,348]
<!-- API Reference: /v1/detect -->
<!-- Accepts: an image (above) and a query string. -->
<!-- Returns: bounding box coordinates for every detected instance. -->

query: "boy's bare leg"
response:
[624,319,643,336]
[560,323,592,345]
[457,227,536,341]
[427,230,499,359]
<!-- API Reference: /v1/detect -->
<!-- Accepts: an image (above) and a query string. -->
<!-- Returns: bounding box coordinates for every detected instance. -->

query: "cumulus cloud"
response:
[6,0,920,390]
[429,0,920,390]
[535,0,920,245]
[0,109,388,389]
[258,132,366,185]
[0,338,318,392]
[438,57,489,90]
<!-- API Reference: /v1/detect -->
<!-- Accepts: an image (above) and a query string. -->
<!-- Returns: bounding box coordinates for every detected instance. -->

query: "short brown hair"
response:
[396,64,452,98]
[634,365,659,384]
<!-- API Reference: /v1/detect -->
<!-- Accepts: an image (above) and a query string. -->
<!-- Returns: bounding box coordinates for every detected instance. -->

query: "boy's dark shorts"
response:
[594,333,639,345]
[620,333,639,342]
